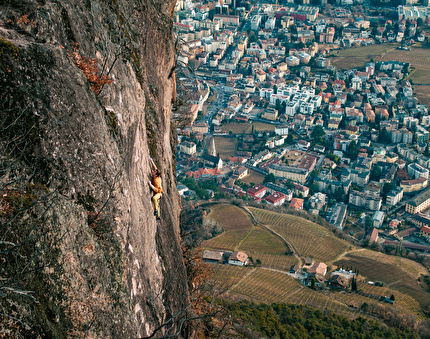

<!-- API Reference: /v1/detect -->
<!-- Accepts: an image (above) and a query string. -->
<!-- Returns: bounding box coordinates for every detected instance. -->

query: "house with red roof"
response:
[289,198,304,210]
[420,226,430,241]
[248,184,266,199]
[265,192,286,206]
[186,167,223,181]
[228,251,249,266]
[369,228,379,244]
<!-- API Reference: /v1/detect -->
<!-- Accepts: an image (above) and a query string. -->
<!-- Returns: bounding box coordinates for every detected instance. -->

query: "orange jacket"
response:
[152,176,164,195]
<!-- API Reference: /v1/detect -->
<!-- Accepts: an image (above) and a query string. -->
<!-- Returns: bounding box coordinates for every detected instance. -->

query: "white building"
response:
[372,211,385,228]
[408,163,429,179]
[251,15,261,30]
[265,16,276,30]
[275,125,289,136]
[179,141,197,155]
[386,187,404,206]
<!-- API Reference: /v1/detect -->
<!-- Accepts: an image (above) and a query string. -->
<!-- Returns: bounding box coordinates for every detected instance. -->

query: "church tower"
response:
[209,138,217,157]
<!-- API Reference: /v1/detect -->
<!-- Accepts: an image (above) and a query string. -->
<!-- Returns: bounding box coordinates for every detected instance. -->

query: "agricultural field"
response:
[251,253,298,271]
[249,208,351,262]
[358,282,424,320]
[202,204,253,250]
[203,205,426,321]
[334,251,430,312]
[212,136,237,160]
[330,43,399,70]
[214,266,371,319]
[240,168,265,185]
[221,122,275,134]
[210,264,253,289]
[236,226,289,255]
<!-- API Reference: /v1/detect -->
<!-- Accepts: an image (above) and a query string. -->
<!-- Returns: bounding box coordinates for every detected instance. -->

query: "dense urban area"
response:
[174,0,430,251]
[172,0,430,334]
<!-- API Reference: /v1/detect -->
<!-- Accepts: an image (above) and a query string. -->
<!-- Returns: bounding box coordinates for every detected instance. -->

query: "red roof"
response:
[369,228,379,243]
[265,192,286,204]
[421,226,430,235]
[248,184,266,197]
[186,167,222,179]
[289,198,304,209]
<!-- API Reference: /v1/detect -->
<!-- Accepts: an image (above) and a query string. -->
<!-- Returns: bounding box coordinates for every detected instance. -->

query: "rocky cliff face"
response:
[0,0,189,337]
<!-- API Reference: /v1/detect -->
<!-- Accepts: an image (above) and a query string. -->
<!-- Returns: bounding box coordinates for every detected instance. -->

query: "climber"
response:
[148,157,164,220]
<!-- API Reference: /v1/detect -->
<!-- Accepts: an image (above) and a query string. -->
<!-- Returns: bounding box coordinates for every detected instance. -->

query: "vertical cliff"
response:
[0,0,189,337]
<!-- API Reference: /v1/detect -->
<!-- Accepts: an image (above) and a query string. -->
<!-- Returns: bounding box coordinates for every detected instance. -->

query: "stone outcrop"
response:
[0,0,189,337]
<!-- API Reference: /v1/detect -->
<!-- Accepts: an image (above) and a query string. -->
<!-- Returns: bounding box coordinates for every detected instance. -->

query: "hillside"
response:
[0,1,189,338]
[203,204,430,328]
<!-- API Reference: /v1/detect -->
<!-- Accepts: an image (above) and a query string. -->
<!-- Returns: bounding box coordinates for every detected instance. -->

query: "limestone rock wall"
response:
[0,0,188,337]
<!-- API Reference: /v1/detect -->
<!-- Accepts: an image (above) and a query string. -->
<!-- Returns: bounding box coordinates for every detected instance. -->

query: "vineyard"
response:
[201,204,429,322]
[236,226,288,255]
[249,208,350,262]
[212,266,372,319]
[201,204,254,250]
[334,251,430,312]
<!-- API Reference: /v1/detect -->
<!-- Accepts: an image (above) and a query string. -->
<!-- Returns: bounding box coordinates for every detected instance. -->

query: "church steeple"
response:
[209,138,216,157]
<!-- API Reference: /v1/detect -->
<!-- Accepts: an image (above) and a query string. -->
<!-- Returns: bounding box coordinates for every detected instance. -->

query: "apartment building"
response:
[386,187,404,206]
[349,190,382,211]
[269,164,308,183]
[405,186,430,214]
[408,163,429,180]
[401,177,428,193]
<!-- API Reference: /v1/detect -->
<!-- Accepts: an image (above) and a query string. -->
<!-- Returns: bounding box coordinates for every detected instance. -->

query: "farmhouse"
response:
[308,262,327,276]
[228,251,249,266]
[289,265,300,274]
[328,274,350,289]
[305,273,325,288]
[202,250,224,263]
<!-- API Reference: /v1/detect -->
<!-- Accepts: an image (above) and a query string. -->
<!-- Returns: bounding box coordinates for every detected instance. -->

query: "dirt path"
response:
[330,248,366,264]
[242,206,302,266]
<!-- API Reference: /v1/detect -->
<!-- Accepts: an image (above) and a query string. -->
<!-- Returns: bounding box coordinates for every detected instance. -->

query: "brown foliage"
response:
[67,43,113,94]
[16,15,36,30]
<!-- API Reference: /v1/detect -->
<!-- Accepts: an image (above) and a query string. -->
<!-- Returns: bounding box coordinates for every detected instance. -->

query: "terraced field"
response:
[213,266,370,319]
[249,208,350,262]
[236,226,288,255]
[249,253,298,271]
[334,251,430,312]
[202,206,253,250]
[202,205,429,321]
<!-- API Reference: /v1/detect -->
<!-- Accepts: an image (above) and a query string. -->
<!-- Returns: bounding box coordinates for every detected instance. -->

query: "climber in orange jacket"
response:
[148,158,164,220]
